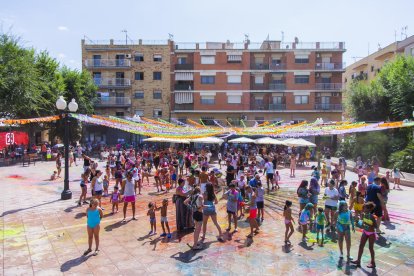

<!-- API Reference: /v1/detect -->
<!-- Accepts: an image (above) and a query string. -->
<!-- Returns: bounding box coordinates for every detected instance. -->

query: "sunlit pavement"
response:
[1,159,414,275]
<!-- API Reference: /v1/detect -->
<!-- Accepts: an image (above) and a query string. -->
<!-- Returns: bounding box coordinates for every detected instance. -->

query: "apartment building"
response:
[171,40,346,126]
[81,39,170,143]
[343,35,414,88]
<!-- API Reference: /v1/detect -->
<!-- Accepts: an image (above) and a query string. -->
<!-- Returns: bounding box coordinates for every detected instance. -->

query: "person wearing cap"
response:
[299,202,314,242]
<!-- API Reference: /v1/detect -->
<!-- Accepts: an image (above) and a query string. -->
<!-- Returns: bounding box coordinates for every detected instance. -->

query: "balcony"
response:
[251,103,286,110]
[314,104,342,111]
[315,83,343,90]
[94,78,131,88]
[269,83,286,91]
[85,59,131,68]
[95,97,131,107]
[175,64,194,70]
[174,83,193,90]
[315,62,345,71]
[251,63,269,70]
[269,63,287,71]
[174,103,194,111]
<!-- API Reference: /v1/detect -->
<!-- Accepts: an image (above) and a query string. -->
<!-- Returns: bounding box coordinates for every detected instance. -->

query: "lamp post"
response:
[56,96,78,200]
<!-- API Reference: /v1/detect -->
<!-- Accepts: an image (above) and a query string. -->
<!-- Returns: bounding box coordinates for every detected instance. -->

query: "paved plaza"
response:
[1,160,414,275]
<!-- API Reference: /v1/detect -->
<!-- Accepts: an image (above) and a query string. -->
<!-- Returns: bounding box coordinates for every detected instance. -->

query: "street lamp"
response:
[56,96,78,200]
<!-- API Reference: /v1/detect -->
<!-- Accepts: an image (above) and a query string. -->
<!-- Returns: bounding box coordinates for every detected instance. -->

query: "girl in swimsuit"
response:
[352,202,377,269]
[283,200,295,245]
[84,198,103,256]
[336,200,355,262]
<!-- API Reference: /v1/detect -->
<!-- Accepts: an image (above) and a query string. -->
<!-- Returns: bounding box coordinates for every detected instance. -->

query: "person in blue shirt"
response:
[365,177,385,233]
[249,174,261,188]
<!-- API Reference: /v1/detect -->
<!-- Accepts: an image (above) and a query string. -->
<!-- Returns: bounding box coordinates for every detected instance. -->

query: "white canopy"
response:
[191,137,224,144]
[228,137,255,144]
[143,137,191,144]
[255,137,287,145]
[284,138,316,147]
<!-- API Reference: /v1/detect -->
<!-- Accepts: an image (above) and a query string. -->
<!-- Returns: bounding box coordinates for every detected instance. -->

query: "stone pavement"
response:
[1,160,414,275]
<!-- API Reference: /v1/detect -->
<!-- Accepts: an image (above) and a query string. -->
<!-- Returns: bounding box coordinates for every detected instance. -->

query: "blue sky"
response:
[1,0,413,69]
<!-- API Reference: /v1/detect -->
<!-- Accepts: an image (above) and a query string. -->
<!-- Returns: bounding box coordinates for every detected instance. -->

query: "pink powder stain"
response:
[7,175,25,179]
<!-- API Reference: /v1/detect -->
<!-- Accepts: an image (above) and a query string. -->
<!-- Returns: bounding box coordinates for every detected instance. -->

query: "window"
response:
[295,55,309,63]
[201,76,215,84]
[153,109,162,118]
[371,65,374,72]
[200,96,215,105]
[178,57,187,64]
[135,109,144,116]
[294,75,309,84]
[153,90,162,99]
[153,54,162,62]
[153,72,162,80]
[294,95,309,104]
[201,56,215,64]
[115,112,124,117]
[255,75,264,84]
[134,53,144,62]
[201,117,215,125]
[134,91,144,99]
[135,72,144,80]
[273,96,283,104]
[93,72,101,85]
[227,95,241,104]
[227,75,241,84]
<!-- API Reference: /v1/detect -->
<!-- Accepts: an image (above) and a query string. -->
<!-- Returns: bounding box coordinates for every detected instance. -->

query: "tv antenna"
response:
[121,29,134,45]
[401,26,408,40]
[168,33,174,40]
[281,31,284,42]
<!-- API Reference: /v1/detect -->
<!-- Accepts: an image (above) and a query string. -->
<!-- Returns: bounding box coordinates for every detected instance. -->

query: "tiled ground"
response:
[1,159,414,275]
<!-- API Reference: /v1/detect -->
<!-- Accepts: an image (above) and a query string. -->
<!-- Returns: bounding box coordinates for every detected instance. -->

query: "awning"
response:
[175,92,193,104]
[175,72,194,81]
[227,55,242,61]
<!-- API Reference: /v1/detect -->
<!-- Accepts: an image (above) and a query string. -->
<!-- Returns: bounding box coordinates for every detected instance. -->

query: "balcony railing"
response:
[85,59,131,68]
[251,63,269,70]
[174,83,193,90]
[314,104,342,111]
[315,83,343,90]
[94,78,131,88]
[251,103,286,110]
[95,97,131,107]
[269,63,287,70]
[269,104,286,110]
[175,64,194,70]
[269,83,286,91]
[174,104,194,111]
[315,62,345,70]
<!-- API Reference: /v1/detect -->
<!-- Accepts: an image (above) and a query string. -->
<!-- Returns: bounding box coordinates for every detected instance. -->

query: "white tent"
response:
[284,138,316,147]
[228,137,256,143]
[255,137,287,145]
[143,137,191,144]
[190,137,224,144]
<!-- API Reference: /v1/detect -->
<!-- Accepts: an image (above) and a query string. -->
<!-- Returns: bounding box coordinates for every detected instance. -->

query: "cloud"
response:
[58,53,66,59]
[57,26,69,31]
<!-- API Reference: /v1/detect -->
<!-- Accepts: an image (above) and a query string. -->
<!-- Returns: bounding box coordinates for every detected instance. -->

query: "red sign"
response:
[0,131,29,149]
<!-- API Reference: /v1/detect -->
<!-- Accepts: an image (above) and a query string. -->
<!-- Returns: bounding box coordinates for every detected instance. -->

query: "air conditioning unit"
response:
[332,92,339,97]
[125,54,132,58]
[317,53,321,58]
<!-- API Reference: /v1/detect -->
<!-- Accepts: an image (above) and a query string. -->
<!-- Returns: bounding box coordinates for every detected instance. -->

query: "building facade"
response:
[81,39,171,143]
[171,40,346,126]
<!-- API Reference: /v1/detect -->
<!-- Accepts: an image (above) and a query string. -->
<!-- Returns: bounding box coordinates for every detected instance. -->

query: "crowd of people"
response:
[74,143,394,270]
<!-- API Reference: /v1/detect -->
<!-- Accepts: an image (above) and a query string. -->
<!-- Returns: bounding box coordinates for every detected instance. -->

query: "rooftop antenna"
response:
[378,43,381,50]
[168,33,174,40]
[244,34,249,43]
[121,29,128,45]
[281,31,284,42]
[83,35,94,44]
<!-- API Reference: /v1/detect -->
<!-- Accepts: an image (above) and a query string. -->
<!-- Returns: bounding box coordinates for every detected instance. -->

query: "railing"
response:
[269,104,286,110]
[248,41,345,50]
[85,59,131,68]
[174,83,193,90]
[314,104,342,111]
[175,64,194,70]
[173,104,194,111]
[95,97,131,107]
[269,83,286,91]
[315,62,345,70]
[94,78,131,87]
[315,83,343,90]
[84,39,169,46]
[269,63,287,70]
[251,63,269,70]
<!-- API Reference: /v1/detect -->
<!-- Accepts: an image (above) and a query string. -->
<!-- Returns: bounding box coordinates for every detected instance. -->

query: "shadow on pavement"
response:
[60,255,91,272]
[104,220,130,231]
[170,240,217,263]
[0,199,60,217]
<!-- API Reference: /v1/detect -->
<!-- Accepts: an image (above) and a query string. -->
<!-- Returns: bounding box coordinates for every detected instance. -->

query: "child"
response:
[336,200,355,262]
[147,202,157,235]
[159,198,171,238]
[338,180,348,201]
[392,167,404,189]
[299,203,314,242]
[256,182,265,222]
[245,186,260,239]
[84,198,103,256]
[50,171,57,181]
[315,207,326,246]
[358,176,367,196]
[237,187,245,219]
[224,182,239,232]
[283,200,295,245]
[351,202,377,268]
[274,170,280,189]
[353,191,364,222]
[357,166,365,182]
[321,165,327,187]
[110,186,120,214]
[348,181,357,210]
[103,175,109,197]
[114,167,123,187]
[105,164,110,180]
